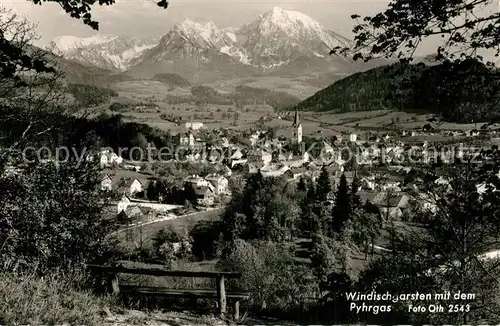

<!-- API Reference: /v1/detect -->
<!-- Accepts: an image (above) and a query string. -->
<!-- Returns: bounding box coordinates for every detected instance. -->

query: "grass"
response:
[0,271,112,325]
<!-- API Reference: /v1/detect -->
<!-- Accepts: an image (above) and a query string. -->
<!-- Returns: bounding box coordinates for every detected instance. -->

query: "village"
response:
[98,108,500,230]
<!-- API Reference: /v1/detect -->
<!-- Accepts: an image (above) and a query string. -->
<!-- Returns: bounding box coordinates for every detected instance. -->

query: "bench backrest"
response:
[87,264,242,279]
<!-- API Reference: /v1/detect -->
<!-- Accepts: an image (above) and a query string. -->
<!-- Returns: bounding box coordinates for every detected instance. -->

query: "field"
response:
[84,74,488,143]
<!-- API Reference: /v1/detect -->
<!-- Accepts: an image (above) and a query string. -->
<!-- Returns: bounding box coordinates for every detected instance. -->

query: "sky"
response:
[1,0,391,45]
[1,0,499,58]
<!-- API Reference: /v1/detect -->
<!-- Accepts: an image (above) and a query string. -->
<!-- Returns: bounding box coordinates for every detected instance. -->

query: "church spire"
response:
[293,108,300,127]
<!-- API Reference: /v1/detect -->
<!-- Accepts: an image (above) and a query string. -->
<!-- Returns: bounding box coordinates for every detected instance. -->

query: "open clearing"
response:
[115,208,224,250]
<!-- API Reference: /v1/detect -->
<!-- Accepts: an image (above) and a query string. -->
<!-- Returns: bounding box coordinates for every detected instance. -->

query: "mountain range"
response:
[48,7,387,84]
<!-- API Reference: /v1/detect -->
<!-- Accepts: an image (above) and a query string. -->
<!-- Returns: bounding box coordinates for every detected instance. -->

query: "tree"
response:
[351,173,362,211]
[0,159,119,274]
[315,166,332,202]
[297,177,307,193]
[130,133,148,161]
[222,173,299,242]
[331,174,351,235]
[0,7,56,93]
[310,234,338,290]
[357,153,500,323]
[352,211,381,259]
[217,239,313,312]
[0,9,73,164]
[331,0,500,65]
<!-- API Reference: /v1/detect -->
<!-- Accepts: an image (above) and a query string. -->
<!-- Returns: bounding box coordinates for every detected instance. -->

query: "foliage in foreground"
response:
[0,159,119,274]
[0,271,111,326]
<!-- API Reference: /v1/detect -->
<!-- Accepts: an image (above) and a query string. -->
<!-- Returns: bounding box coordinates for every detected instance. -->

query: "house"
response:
[231,148,244,160]
[379,207,403,219]
[205,174,229,195]
[261,164,291,178]
[100,149,123,168]
[123,206,144,220]
[186,150,203,162]
[373,193,410,219]
[322,141,335,154]
[116,177,143,196]
[184,175,212,189]
[194,187,215,206]
[185,122,204,130]
[208,149,222,163]
[101,174,113,191]
[249,131,265,146]
[176,132,196,147]
[219,137,230,148]
[360,176,376,190]
[231,158,248,168]
[122,163,141,172]
[247,149,272,165]
[290,167,308,180]
[349,133,357,142]
[434,176,452,191]
[222,164,232,177]
[381,181,401,192]
[244,162,264,174]
[117,195,131,213]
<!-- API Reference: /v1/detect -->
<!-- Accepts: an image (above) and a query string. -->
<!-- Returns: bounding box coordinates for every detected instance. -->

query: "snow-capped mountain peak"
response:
[50,34,118,54]
[48,34,158,71]
[50,8,361,80]
[166,19,236,50]
[236,7,352,66]
[264,7,324,32]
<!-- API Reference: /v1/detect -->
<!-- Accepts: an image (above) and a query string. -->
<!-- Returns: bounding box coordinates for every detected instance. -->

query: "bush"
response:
[0,271,111,325]
[217,240,314,313]
[189,220,223,261]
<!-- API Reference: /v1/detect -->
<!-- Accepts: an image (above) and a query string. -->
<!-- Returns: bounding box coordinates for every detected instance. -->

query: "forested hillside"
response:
[296,59,500,123]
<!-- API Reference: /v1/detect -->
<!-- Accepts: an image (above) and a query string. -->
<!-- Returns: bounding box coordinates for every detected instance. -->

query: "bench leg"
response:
[107,273,120,295]
[234,300,240,321]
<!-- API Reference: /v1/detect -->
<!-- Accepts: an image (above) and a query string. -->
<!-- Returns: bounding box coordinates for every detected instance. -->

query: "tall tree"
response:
[331,174,351,235]
[351,172,362,211]
[316,166,332,202]
[297,177,307,193]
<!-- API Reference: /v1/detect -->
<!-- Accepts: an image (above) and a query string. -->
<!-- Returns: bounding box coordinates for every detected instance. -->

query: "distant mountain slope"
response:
[295,60,500,123]
[152,73,191,87]
[21,45,129,86]
[54,55,129,85]
[295,63,422,112]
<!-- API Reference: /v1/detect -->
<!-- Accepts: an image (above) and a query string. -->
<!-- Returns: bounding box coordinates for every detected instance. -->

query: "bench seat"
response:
[119,285,250,299]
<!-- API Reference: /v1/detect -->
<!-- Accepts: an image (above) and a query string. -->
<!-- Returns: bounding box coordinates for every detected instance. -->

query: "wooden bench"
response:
[87,264,249,320]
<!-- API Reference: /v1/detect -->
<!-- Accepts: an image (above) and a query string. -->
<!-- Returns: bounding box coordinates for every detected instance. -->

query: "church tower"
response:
[292,108,303,144]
